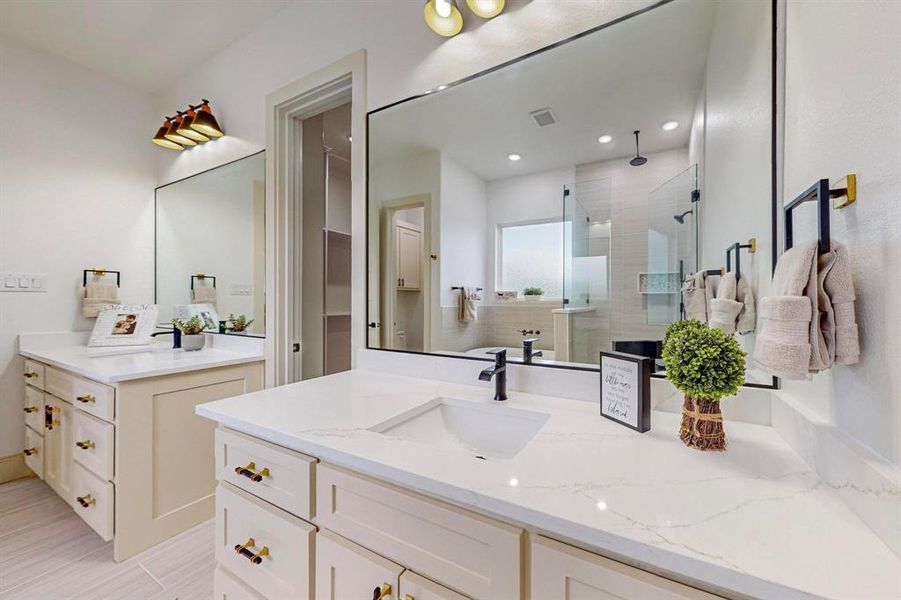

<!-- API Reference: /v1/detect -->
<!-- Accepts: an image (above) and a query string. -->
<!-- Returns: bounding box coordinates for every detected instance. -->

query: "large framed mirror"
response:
[155,151,266,337]
[367,0,776,388]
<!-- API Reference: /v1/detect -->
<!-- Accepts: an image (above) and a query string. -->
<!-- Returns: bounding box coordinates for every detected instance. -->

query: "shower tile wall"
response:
[573,148,690,362]
[439,304,555,352]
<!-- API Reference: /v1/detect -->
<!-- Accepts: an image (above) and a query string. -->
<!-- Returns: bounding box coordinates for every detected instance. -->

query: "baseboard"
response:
[772,391,901,559]
[0,453,34,485]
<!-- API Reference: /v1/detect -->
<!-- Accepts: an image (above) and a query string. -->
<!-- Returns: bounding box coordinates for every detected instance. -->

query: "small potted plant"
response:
[522,286,544,301]
[172,315,206,351]
[661,319,746,451]
[227,313,254,334]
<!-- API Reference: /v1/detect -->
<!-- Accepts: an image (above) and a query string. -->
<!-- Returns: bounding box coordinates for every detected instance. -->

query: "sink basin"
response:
[370,398,549,460]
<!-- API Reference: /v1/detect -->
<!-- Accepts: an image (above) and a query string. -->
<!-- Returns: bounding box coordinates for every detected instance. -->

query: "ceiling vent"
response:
[529,108,557,128]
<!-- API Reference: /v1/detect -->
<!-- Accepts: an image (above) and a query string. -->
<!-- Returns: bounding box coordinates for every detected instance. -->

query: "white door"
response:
[43,394,74,505]
[396,222,422,290]
[399,571,470,600]
[315,529,403,600]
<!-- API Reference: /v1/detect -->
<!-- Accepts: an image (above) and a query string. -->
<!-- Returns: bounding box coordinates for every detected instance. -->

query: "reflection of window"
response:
[498,221,565,298]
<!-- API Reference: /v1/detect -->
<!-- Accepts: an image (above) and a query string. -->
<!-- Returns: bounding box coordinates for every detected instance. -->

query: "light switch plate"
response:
[229,283,253,296]
[0,272,47,292]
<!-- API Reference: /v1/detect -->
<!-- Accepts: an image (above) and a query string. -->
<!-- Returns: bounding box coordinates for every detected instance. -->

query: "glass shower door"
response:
[646,164,698,325]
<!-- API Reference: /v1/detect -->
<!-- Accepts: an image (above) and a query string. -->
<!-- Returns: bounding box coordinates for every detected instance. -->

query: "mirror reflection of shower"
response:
[673,209,693,224]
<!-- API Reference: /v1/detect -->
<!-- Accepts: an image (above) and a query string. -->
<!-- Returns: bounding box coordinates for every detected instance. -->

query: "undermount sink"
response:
[370,397,549,460]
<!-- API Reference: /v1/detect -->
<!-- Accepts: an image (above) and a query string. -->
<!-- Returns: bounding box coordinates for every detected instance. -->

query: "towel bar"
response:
[785,175,854,255]
[190,274,216,289]
[83,269,121,287]
[726,238,757,280]
[451,286,483,291]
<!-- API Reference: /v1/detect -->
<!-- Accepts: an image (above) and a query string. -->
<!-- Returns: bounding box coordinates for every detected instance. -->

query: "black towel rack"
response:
[703,268,724,277]
[191,274,217,290]
[451,286,483,291]
[83,268,120,287]
[726,238,757,280]
[785,175,856,255]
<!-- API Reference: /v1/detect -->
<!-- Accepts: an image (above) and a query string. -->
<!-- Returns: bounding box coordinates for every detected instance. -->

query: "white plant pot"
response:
[524,295,544,302]
[181,334,205,351]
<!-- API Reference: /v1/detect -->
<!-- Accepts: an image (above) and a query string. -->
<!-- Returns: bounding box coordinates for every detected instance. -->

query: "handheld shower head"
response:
[673,209,693,224]
[629,130,647,167]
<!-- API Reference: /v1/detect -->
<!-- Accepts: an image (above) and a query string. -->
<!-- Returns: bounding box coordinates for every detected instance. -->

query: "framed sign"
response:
[88,304,159,347]
[600,350,651,432]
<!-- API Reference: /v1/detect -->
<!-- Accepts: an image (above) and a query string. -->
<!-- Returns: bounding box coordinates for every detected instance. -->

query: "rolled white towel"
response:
[735,275,756,334]
[708,272,742,334]
[682,272,708,323]
[753,296,813,379]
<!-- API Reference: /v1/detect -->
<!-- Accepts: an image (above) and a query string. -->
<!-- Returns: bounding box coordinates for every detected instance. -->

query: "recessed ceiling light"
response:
[507,153,521,161]
[596,500,607,510]
[661,120,679,131]
[597,134,613,144]
[509,478,519,487]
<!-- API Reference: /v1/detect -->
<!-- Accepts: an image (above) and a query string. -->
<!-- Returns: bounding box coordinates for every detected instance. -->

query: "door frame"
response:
[265,50,367,386]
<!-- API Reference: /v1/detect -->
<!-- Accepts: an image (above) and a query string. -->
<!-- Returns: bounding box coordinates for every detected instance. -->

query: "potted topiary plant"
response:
[523,286,544,301]
[661,319,746,451]
[226,313,254,334]
[173,315,206,351]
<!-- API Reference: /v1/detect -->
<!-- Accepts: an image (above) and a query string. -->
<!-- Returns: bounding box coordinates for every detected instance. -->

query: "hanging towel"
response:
[822,241,859,365]
[708,272,742,334]
[735,275,757,334]
[82,282,120,318]
[704,273,718,323]
[753,241,819,378]
[191,284,217,308]
[458,287,478,322]
[682,272,708,323]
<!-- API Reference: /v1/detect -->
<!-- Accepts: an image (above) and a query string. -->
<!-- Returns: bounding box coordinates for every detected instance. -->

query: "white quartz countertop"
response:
[19,334,264,384]
[196,370,900,599]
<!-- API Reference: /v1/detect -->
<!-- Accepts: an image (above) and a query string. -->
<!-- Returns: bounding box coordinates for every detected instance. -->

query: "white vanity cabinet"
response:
[315,529,404,600]
[19,354,264,560]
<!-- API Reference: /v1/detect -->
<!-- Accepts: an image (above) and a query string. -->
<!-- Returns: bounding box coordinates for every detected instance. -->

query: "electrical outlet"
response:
[0,272,47,292]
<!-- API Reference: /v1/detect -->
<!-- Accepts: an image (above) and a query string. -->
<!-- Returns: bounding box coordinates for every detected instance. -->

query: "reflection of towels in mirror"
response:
[82,282,120,318]
[709,272,742,334]
[681,272,707,323]
[735,275,756,334]
[191,285,217,309]
[458,287,479,322]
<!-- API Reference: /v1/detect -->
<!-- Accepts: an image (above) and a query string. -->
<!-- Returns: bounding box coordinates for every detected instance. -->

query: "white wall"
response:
[782,0,901,466]
[485,167,575,301]
[439,155,488,307]
[0,38,158,458]
[154,1,657,186]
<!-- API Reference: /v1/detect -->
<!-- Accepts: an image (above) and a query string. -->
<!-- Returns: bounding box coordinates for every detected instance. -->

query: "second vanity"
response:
[197,368,900,600]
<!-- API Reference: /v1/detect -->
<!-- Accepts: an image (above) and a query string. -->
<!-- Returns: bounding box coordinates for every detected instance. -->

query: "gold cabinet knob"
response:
[234,538,270,564]
[23,372,37,379]
[76,494,96,508]
[76,395,96,404]
[234,462,270,482]
[373,583,392,600]
[23,406,38,413]
[75,440,95,450]
[405,595,415,600]
[23,447,37,456]
[46,405,61,413]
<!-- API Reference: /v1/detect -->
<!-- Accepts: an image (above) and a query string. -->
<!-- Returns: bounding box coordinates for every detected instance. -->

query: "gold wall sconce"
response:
[424,0,505,37]
[152,99,225,151]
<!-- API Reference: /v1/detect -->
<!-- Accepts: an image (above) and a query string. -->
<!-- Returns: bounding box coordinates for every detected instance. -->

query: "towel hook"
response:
[726,238,757,280]
[190,274,217,290]
[83,269,121,287]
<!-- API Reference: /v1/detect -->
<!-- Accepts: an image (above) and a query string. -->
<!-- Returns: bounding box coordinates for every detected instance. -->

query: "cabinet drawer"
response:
[316,464,522,600]
[214,566,265,600]
[73,410,114,480]
[23,425,44,479]
[401,571,471,600]
[72,462,114,541]
[531,536,721,599]
[44,366,74,402]
[216,428,316,519]
[72,377,115,422]
[216,483,315,600]
[23,359,45,390]
[315,529,403,600]
[24,386,44,431]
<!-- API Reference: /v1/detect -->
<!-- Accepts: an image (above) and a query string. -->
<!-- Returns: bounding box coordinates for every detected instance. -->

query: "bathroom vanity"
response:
[19,332,264,560]
[197,368,900,600]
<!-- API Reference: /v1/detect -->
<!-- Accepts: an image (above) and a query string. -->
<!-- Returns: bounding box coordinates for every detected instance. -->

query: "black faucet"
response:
[151,328,181,349]
[479,349,507,401]
[522,338,543,364]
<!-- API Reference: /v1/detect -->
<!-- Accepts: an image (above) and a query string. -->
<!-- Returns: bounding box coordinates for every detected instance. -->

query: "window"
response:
[498,221,565,298]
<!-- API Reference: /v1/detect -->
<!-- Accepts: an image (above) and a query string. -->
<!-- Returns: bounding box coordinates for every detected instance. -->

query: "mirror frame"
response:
[365,0,778,390]
[153,149,267,339]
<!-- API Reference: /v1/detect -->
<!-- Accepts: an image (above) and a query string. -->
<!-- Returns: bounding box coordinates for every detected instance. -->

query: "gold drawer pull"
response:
[76,494,96,508]
[46,405,61,413]
[47,419,60,430]
[234,462,270,482]
[76,395,96,404]
[234,538,269,564]
[372,583,392,600]
[75,440,95,450]
[24,372,38,379]
[23,406,38,413]
[405,595,415,600]
[23,447,37,456]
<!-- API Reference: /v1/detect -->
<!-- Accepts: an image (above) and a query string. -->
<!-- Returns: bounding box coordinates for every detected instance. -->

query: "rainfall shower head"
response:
[673,210,693,224]
[629,130,647,167]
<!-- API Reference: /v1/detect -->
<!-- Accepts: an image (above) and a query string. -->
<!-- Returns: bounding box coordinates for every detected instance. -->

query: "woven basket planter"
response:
[679,396,726,451]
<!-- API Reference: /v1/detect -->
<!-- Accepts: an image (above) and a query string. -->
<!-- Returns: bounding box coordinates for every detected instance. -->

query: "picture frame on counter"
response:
[599,350,651,433]
[88,304,159,347]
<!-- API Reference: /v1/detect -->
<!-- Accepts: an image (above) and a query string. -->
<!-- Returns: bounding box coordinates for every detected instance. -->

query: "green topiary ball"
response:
[662,319,746,401]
